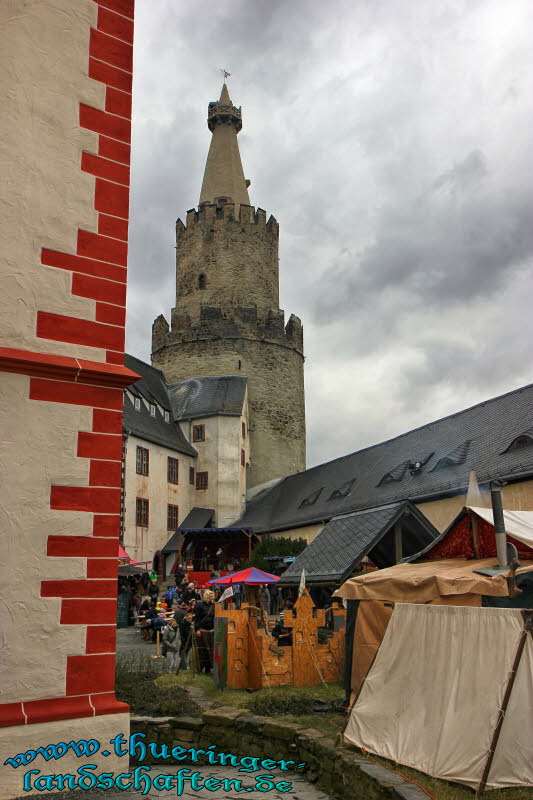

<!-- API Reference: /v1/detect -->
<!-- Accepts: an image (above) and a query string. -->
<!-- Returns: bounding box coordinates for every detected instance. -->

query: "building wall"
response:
[0,2,136,794]
[184,408,249,528]
[153,332,305,489]
[416,479,533,533]
[123,434,195,564]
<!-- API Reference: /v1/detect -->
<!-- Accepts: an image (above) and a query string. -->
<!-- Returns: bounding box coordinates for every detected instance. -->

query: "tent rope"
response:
[247,614,272,691]
[301,620,327,686]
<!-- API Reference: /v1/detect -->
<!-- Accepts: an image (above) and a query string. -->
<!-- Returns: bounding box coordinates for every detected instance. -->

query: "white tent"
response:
[344,603,533,790]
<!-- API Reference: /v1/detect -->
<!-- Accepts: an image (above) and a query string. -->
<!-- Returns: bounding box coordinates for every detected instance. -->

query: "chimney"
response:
[490,482,508,569]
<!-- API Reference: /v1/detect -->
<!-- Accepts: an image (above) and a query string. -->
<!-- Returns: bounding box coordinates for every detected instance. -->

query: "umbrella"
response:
[208,566,280,585]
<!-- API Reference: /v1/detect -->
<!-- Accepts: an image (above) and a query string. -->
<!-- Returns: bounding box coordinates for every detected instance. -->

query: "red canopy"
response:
[118,544,131,562]
[209,566,280,585]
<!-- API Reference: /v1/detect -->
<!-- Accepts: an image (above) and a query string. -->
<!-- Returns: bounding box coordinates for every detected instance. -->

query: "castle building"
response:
[121,354,249,567]
[151,84,306,490]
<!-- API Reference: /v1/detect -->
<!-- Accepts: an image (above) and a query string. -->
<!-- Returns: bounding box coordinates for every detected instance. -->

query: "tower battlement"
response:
[179,203,278,230]
[152,304,303,357]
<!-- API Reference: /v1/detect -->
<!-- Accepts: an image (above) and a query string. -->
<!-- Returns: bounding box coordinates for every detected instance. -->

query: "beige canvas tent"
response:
[335,504,533,703]
[343,603,533,790]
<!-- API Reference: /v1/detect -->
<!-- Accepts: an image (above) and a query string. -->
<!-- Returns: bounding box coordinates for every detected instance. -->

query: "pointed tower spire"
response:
[199,84,251,209]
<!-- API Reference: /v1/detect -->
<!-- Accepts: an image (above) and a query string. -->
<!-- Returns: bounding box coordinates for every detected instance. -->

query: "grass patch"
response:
[116,652,199,717]
[358,752,533,800]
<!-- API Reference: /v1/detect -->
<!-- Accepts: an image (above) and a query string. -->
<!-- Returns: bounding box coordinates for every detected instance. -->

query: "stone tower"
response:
[152,83,306,489]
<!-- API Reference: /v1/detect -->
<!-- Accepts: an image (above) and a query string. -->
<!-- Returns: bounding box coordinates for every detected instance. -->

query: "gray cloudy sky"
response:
[127,0,533,469]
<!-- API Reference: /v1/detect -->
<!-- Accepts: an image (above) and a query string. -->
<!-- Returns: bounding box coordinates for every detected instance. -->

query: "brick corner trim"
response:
[0,0,136,729]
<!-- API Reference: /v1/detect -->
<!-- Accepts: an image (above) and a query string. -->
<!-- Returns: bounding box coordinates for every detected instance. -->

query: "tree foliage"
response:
[245,534,307,573]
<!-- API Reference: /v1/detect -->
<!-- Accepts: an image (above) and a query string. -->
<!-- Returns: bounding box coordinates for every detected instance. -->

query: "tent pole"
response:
[394,522,403,563]
[477,611,533,794]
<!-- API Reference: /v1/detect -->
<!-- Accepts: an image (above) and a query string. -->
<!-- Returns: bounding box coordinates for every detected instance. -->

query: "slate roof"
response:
[125,354,172,410]
[167,375,247,421]
[123,393,196,456]
[235,383,533,533]
[280,502,439,584]
[180,507,215,529]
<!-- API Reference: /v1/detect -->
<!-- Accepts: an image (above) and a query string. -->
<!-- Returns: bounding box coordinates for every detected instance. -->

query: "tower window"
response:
[242,421,246,439]
[189,467,195,485]
[198,273,207,290]
[193,424,205,442]
[241,449,246,466]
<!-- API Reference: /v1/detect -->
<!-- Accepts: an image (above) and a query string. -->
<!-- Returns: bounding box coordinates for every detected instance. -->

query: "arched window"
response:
[198,273,206,290]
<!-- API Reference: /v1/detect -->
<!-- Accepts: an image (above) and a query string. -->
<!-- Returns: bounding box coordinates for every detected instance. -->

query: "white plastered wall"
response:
[0,713,129,800]
[0,374,90,703]
[190,412,248,528]
[0,0,108,362]
[123,434,195,564]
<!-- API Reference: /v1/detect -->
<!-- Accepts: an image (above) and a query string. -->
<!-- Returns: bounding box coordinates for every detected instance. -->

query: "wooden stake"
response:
[477,612,533,794]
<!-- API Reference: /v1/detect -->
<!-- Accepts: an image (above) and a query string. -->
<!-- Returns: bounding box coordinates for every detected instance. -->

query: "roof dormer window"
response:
[299,488,323,508]
[134,397,141,411]
[431,440,471,471]
[328,478,356,501]
[150,404,156,417]
[164,411,170,423]
[503,432,533,453]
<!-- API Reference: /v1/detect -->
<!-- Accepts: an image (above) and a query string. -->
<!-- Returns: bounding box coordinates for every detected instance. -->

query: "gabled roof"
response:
[168,375,247,420]
[280,501,439,585]
[235,383,533,533]
[123,394,197,456]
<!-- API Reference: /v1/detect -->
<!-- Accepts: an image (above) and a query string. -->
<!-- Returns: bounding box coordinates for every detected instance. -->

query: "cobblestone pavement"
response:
[117,625,154,656]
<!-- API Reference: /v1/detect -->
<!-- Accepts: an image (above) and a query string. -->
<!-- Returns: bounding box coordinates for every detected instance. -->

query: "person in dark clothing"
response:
[269,584,280,615]
[140,602,158,641]
[272,618,292,646]
[139,596,150,613]
[178,611,194,669]
[173,601,188,625]
[182,583,200,604]
[174,565,184,587]
[194,590,215,673]
[150,612,168,643]
[148,581,159,603]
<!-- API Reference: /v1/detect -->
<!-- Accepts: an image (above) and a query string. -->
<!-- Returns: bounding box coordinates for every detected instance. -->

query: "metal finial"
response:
[220,68,231,82]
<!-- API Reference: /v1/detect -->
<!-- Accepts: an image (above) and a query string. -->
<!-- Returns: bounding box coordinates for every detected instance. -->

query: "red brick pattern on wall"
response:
[0,0,135,729]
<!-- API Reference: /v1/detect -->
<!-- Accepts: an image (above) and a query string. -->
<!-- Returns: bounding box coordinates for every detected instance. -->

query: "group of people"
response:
[132,572,218,674]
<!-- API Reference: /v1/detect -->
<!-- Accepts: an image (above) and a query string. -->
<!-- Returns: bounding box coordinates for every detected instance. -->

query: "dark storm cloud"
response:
[127,0,533,468]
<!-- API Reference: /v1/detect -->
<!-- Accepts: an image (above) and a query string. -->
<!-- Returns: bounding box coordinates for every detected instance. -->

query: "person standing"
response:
[178,610,194,670]
[162,618,181,671]
[258,583,270,612]
[194,589,215,674]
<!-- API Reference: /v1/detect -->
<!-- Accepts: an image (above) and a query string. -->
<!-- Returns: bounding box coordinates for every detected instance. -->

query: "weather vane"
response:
[220,68,231,83]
